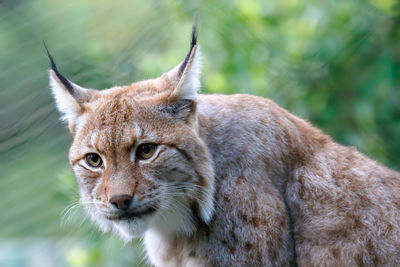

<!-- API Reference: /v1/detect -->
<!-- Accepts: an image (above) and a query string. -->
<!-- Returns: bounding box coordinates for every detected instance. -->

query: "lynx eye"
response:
[136,143,157,160]
[85,153,103,168]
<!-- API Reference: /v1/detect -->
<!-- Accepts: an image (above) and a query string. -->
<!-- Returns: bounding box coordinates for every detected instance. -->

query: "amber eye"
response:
[85,153,103,168]
[136,143,157,160]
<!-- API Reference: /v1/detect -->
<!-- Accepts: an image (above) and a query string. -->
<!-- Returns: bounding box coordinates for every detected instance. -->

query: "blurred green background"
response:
[0,0,399,266]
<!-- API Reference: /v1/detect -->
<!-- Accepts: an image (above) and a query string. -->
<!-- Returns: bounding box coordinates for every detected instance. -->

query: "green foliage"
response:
[0,0,399,266]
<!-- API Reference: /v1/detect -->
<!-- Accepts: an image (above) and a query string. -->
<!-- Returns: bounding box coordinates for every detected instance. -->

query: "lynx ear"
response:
[45,45,95,126]
[167,26,202,102]
[161,27,201,122]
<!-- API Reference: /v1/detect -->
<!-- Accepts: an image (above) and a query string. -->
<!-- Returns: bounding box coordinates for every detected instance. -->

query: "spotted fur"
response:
[48,28,400,266]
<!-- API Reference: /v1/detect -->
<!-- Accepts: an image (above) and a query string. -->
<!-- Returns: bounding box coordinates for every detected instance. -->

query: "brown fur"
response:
[49,35,400,266]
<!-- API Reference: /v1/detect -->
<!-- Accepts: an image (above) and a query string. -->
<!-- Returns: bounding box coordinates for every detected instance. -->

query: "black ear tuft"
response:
[43,41,74,94]
[190,24,198,50]
[178,24,198,76]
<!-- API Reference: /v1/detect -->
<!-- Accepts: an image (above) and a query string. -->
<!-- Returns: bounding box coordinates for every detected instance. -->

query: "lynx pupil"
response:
[85,153,102,167]
[136,143,157,160]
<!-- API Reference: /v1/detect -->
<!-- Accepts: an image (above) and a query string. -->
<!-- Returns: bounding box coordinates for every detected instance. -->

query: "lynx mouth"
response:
[106,207,156,221]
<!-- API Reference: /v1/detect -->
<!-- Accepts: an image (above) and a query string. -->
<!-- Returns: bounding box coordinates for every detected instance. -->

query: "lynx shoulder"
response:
[47,28,400,266]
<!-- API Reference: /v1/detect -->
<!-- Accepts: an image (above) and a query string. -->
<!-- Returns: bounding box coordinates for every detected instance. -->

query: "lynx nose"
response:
[109,194,133,210]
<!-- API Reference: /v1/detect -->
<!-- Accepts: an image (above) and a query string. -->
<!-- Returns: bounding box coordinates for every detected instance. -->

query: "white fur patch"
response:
[48,70,92,123]
[168,46,202,101]
[49,71,80,122]
[177,46,202,100]
[197,186,215,224]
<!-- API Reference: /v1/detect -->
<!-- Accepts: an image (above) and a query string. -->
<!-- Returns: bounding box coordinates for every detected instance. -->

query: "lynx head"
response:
[47,28,215,242]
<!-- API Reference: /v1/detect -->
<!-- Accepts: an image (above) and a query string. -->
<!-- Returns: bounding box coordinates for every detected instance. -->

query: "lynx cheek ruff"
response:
[48,26,400,266]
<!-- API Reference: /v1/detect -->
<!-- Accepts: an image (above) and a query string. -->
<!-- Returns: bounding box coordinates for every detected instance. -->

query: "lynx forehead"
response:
[48,27,400,266]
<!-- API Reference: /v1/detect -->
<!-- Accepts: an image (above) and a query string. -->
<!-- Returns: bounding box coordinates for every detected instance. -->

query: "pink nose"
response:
[109,194,132,210]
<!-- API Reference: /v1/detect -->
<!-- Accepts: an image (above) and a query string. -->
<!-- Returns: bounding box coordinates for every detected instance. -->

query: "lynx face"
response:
[47,31,215,241]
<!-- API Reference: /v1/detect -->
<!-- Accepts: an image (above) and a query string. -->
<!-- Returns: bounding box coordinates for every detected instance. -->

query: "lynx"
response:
[47,27,400,266]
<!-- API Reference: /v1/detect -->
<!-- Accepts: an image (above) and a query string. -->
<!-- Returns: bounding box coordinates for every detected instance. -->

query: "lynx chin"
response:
[47,27,400,266]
